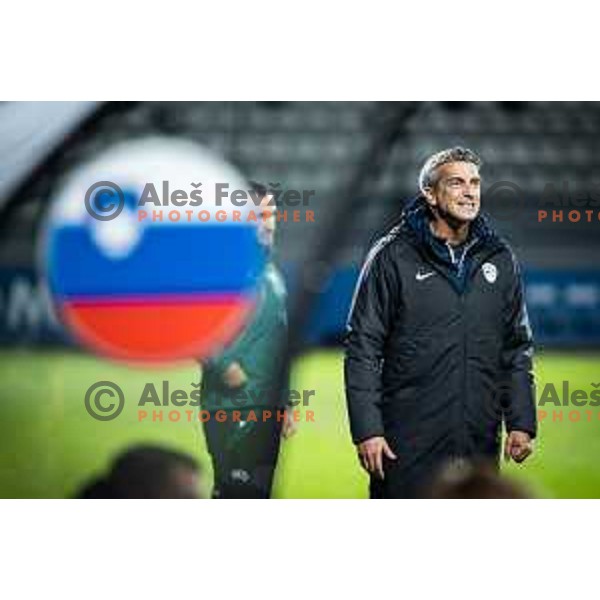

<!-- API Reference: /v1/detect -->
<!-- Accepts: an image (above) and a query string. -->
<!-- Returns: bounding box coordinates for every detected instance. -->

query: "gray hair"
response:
[418,147,482,193]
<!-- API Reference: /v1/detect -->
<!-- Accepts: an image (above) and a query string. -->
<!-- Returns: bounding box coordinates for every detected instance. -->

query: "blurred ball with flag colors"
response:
[41,136,265,364]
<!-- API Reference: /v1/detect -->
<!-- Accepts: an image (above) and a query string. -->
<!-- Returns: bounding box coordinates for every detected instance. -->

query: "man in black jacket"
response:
[344,147,536,498]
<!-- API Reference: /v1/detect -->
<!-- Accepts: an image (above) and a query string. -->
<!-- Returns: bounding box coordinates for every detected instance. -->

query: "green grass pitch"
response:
[0,348,599,498]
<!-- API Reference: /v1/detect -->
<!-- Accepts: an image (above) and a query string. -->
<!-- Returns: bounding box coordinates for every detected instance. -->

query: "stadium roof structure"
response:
[0,101,99,213]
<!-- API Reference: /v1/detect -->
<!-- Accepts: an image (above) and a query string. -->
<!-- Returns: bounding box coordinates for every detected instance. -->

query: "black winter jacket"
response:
[344,197,536,485]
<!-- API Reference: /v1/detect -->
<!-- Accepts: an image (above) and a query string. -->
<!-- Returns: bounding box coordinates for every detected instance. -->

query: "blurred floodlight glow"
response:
[41,136,265,364]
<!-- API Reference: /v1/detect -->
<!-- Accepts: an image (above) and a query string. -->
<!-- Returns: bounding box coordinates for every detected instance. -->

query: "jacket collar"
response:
[400,194,503,260]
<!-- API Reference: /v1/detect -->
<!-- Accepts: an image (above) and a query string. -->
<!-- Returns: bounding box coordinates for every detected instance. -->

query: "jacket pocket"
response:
[384,335,434,387]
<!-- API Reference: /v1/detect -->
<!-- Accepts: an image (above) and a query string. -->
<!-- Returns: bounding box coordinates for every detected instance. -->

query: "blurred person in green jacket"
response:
[200,182,295,498]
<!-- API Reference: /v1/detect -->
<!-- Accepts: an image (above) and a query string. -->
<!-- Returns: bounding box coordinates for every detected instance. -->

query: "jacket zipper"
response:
[457,243,504,455]
[458,292,468,456]
[410,237,504,455]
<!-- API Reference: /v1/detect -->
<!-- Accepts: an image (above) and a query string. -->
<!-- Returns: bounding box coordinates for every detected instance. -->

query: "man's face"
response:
[424,161,481,223]
[257,193,276,249]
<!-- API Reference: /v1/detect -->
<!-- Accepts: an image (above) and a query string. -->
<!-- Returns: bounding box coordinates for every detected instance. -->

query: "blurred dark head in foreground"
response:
[427,459,532,499]
[78,445,203,499]
[250,180,276,250]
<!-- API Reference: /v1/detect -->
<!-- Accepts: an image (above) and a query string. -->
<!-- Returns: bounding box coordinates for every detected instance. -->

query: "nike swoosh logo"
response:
[416,271,435,281]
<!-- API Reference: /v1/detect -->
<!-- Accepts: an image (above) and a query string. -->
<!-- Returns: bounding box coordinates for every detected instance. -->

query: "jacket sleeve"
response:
[202,288,266,378]
[203,342,241,379]
[501,253,537,439]
[344,243,400,443]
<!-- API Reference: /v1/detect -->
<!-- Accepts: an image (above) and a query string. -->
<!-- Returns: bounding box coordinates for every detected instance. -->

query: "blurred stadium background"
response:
[1,101,599,498]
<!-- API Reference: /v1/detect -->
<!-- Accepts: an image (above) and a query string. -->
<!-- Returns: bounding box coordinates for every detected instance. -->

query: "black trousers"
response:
[369,452,442,499]
[369,448,500,499]
[203,410,283,499]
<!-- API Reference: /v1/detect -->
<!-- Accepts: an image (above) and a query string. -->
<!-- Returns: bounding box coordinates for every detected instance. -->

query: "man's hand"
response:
[222,362,248,389]
[282,409,298,440]
[504,430,533,463]
[357,436,397,479]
